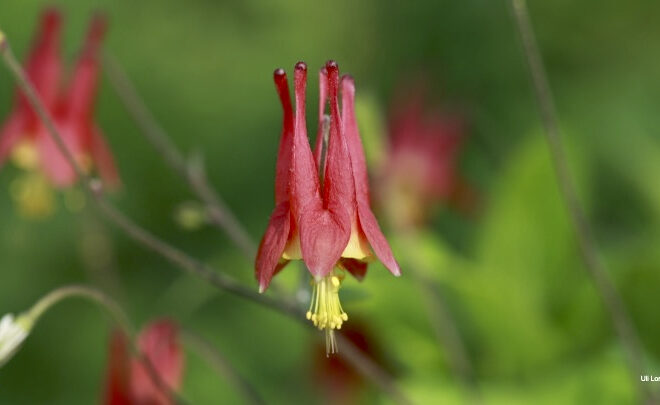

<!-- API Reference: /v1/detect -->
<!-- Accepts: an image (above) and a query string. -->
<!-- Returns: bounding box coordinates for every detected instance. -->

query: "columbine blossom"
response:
[377,83,468,229]
[104,320,184,405]
[0,314,30,368]
[255,61,399,352]
[0,9,119,216]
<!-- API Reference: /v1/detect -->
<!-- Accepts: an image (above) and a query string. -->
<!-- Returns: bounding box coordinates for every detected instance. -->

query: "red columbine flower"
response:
[256,61,400,352]
[377,83,469,229]
[0,9,119,216]
[104,320,184,405]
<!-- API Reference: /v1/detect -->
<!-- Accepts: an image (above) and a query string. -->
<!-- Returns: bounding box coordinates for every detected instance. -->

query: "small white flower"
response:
[0,313,30,368]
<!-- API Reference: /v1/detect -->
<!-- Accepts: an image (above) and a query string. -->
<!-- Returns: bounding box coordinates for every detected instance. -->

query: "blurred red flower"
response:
[377,82,474,229]
[0,9,119,216]
[104,320,184,405]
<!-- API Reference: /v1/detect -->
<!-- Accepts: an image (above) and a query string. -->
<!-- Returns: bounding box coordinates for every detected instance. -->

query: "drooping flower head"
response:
[255,61,400,353]
[0,9,119,217]
[376,82,470,229]
[104,320,184,405]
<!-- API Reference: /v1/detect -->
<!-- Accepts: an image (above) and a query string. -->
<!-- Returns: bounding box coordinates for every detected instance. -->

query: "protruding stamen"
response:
[9,171,55,218]
[306,271,348,355]
[10,140,39,170]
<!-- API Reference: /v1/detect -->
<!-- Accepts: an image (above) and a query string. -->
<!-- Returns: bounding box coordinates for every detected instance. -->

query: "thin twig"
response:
[509,1,653,402]
[27,285,133,337]
[101,53,257,260]
[0,32,412,405]
[182,329,265,405]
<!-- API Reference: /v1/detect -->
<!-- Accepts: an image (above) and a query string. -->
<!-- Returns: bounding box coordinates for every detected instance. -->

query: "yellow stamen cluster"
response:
[10,140,39,171]
[7,141,54,218]
[9,172,55,218]
[306,273,348,354]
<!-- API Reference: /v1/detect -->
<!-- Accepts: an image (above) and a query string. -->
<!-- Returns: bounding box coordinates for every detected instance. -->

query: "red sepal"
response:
[292,61,353,278]
[341,76,400,276]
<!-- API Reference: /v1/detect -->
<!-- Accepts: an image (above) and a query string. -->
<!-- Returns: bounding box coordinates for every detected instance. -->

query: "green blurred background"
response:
[1,0,660,403]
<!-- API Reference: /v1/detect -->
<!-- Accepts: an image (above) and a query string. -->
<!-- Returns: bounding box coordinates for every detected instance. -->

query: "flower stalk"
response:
[0,10,119,219]
[0,285,130,369]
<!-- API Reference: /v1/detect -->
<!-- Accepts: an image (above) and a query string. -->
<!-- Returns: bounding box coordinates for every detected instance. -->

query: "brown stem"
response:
[101,53,257,260]
[0,32,412,405]
[509,1,653,402]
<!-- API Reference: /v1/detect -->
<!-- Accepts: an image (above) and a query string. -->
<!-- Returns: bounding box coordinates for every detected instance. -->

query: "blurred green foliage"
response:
[1,0,660,403]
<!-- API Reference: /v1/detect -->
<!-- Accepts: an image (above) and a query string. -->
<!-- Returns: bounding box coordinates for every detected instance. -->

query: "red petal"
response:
[298,210,351,278]
[255,202,292,292]
[322,62,354,214]
[340,258,368,281]
[131,320,184,405]
[340,76,369,204]
[289,63,326,276]
[63,14,106,125]
[290,62,321,215]
[313,67,328,169]
[37,122,82,187]
[294,62,353,277]
[103,330,132,405]
[341,76,400,276]
[0,113,27,167]
[356,204,400,276]
[273,69,294,205]
[90,126,121,188]
[18,8,62,125]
